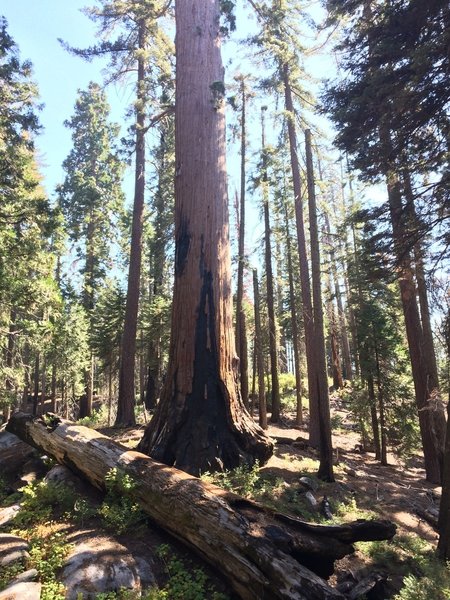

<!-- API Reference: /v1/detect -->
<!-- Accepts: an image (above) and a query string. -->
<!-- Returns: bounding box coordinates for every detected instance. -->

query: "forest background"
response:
[1,0,449,503]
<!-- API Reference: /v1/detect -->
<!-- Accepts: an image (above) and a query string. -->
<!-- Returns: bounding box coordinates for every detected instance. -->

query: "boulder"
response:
[0,505,20,527]
[0,534,29,566]
[0,582,41,600]
[62,532,155,599]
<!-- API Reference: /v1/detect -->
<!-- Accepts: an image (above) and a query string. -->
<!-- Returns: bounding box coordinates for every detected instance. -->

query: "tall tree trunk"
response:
[373,335,388,466]
[235,76,249,408]
[324,210,352,382]
[138,1,273,474]
[50,364,57,413]
[32,354,40,416]
[261,107,281,422]
[363,0,445,484]
[4,310,16,420]
[438,313,450,559]
[305,129,334,482]
[253,269,268,429]
[282,64,319,445]
[117,22,148,427]
[284,202,303,426]
[403,171,441,397]
[379,123,445,483]
[40,357,46,416]
[367,374,381,460]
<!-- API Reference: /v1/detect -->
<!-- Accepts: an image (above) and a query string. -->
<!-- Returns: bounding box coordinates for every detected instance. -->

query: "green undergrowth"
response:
[358,534,450,600]
[1,470,228,599]
[202,460,373,524]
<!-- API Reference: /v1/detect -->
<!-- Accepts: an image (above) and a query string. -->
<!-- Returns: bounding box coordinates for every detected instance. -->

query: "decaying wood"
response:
[7,413,396,600]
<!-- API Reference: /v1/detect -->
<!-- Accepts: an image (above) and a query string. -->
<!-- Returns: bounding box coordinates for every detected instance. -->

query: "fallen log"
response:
[6,413,396,600]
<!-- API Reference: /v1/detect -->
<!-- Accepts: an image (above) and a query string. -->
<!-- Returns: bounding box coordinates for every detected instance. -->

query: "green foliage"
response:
[154,545,228,600]
[0,560,24,591]
[202,461,261,497]
[13,480,77,526]
[358,534,450,600]
[28,532,70,600]
[77,404,109,428]
[98,468,145,534]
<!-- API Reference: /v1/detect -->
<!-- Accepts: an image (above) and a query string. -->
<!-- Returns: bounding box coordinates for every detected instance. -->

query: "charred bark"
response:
[137,0,273,475]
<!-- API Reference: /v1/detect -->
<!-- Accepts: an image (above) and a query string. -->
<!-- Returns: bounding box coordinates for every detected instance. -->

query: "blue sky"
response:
[3,0,131,197]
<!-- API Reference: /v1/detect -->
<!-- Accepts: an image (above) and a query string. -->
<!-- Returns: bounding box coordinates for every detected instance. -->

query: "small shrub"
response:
[28,531,72,600]
[14,480,77,526]
[202,461,260,497]
[99,468,145,534]
[76,406,109,428]
[154,545,228,600]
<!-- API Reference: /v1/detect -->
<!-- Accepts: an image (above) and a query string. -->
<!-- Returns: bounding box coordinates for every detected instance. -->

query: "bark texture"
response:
[6,413,396,600]
[137,1,273,475]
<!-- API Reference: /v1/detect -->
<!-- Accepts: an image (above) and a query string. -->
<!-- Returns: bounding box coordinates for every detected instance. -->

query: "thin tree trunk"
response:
[50,364,57,413]
[305,129,334,482]
[117,22,148,427]
[32,354,40,416]
[138,1,273,474]
[253,269,268,429]
[261,107,281,422]
[368,374,381,460]
[40,358,46,416]
[282,65,319,445]
[235,76,249,407]
[283,202,303,426]
[374,338,388,466]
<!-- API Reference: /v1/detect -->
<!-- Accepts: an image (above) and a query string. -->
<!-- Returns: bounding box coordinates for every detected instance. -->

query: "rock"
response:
[134,556,157,588]
[304,491,318,510]
[0,430,36,476]
[44,464,92,495]
[0,534,29,566]
[8,569,39,584]
[298,476,319,493]
[0,581,42,600]
[0,505,20,527]
[62,532,153,599]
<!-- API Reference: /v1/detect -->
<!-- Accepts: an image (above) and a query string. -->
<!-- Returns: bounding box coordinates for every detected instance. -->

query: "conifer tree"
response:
[323,0,447,483]
[61,0,174,425]
[59,82,124,418]
[0,18,58,420]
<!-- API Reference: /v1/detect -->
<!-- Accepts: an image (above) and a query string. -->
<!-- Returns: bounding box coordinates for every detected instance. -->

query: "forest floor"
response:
[0,397,445,599]
[100,396,442,598]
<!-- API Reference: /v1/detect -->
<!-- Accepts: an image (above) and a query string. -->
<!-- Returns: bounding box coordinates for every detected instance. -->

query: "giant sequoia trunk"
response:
[138,1,273,475]
[6,413,396,600]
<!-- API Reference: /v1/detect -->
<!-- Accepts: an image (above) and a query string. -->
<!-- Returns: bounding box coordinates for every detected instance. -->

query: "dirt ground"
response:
[107,398,441,545]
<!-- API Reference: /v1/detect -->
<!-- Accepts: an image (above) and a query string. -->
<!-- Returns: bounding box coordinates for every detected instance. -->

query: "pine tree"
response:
[61,0,174,425]
[323,0,447,483]
[59,82,124,418]
[0,19,58,420]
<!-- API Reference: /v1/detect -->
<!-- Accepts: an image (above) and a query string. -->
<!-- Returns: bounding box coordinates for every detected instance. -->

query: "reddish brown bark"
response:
[138,1,273,474]
[253,268,268,429]
[283,202,303,426]
[235,76,249,408]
